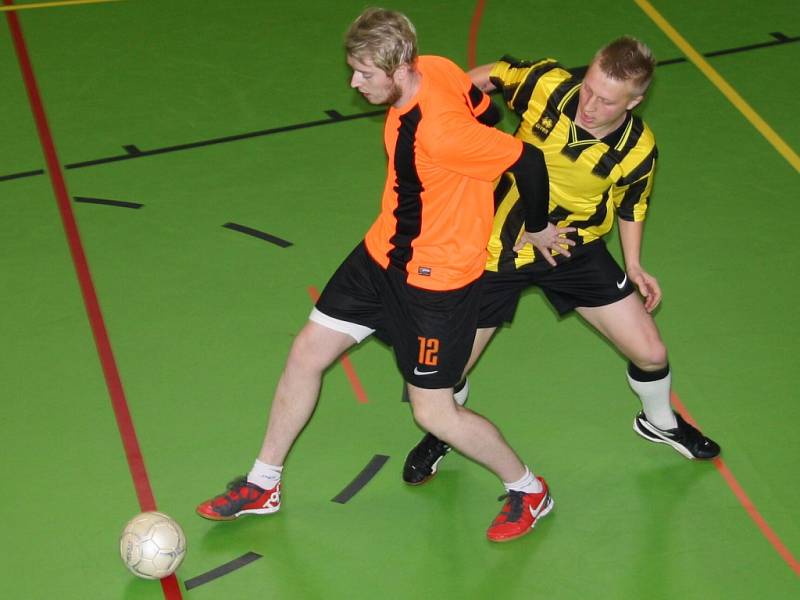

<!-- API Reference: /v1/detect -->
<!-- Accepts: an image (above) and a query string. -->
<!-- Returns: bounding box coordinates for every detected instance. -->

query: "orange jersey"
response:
[364,55,522,291]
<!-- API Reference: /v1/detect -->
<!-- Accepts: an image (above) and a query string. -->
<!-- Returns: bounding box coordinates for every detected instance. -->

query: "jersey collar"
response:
[564,90,632,148]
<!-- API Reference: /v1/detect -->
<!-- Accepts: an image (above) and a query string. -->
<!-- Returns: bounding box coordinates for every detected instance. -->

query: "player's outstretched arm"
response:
[509,143,575,266]
[468,63,497,92]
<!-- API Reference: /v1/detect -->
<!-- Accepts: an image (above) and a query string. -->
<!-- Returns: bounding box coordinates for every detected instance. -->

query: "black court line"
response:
[1,33,797,184]
[183,551,263,591]
[0,168,44,182]
[73,196,143,209]
[61,108,384,170]
[658,31,797,66]
[332,454,390,504]
[223,222,292,247]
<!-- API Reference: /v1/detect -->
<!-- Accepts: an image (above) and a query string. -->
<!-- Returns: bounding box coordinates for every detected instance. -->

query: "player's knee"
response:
[410,400,436,431]
[631,341,668,371]
[409,398,451,435]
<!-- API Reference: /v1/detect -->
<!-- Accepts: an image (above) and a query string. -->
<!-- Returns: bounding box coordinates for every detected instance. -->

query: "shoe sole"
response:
[196,504,280,521]
[487,494,554,543]
[403,469,438,486]
[633,417,699,460]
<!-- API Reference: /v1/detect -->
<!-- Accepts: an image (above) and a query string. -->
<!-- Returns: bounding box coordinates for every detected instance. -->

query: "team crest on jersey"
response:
[534,116,555,137]
[417,266,432,276]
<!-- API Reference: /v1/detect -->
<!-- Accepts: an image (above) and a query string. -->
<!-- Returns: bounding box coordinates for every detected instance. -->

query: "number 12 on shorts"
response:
[417,336,439,366]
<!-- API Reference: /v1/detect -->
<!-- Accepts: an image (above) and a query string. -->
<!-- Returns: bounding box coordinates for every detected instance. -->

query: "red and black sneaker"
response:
[486,477,553,543]
[196,476,281,521]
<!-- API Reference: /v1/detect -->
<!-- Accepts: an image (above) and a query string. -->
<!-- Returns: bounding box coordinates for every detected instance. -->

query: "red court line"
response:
[4,3,182,597]
[307,286,369,404]
[672,393,800,576]
[467,0,486,69]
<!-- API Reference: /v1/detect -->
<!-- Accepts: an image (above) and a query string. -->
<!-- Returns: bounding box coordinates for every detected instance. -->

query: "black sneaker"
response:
[402,433,451,485]
[633,411,721,459]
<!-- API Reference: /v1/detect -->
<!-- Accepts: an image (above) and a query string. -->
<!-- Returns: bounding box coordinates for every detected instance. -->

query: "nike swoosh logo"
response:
[642,419,676,439]
[413,367,439,376]
[616,274,628,289]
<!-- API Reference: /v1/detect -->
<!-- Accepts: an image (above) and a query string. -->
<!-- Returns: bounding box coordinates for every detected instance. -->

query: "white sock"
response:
[627,363,677,430]
[247,460,283,490]
[503,466,543,494]
[453,378,469,406]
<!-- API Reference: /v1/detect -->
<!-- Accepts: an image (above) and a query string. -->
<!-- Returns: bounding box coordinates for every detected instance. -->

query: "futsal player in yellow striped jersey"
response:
[403,37,720,490]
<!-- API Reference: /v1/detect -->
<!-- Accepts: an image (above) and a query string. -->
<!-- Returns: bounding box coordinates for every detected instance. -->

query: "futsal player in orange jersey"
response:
[197,7,571,542]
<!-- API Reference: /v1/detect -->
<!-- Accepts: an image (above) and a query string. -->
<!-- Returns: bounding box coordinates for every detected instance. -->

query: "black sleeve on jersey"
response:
[467,84,502,126]
[507,142,549,233]
[476,100,501,126]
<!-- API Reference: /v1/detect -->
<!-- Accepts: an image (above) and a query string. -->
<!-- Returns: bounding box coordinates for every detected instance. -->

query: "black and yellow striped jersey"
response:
[486,56,658,272]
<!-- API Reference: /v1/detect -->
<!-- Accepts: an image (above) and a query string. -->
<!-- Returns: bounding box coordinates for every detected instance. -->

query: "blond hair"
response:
[345,7,417,75]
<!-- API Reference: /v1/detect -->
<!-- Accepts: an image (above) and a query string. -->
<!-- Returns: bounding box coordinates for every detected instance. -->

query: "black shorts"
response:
[479,239,635,327]
[316,242,482,389]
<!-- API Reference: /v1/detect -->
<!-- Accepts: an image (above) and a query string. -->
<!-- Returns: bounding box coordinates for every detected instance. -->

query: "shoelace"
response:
[411,435,450,469]
[496,490,525,522]
[219,477,261,502]
[212,477,260,514]
[226,476,249,491]
[672,415,711,448]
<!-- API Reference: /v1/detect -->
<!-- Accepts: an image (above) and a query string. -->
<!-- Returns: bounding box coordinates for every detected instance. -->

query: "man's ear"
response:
[392,63,410,82]
[626,94,644,111]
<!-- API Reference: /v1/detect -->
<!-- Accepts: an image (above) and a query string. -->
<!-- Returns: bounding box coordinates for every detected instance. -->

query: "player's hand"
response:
[628,266,662,312]
[513,224,576,267]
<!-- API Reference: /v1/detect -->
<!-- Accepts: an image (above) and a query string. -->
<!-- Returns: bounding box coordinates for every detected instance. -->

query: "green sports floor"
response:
[2,0,798,598]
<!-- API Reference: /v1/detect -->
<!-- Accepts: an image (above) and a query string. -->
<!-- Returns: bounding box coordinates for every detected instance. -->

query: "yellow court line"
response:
[635,0,800,173]
[0,0,122,12]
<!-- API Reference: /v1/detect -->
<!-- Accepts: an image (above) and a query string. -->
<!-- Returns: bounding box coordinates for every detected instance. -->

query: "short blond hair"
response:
[593,36,656,94]
[344,7,417,75]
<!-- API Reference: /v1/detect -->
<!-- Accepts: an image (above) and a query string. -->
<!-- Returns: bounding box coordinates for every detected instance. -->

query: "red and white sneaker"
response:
[486,477,553,542]
[196,476,281,521]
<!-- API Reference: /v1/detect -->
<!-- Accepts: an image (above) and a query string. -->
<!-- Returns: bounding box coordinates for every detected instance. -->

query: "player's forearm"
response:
[468,63,496,92]
[618,218,644,270]
[508,143,550,233]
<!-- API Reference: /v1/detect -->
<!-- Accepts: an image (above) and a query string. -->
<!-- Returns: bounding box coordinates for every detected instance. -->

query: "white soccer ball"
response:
[119,511,187,580]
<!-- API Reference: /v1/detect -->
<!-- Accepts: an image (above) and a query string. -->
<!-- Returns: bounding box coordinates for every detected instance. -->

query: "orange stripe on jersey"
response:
[364,55,522,291]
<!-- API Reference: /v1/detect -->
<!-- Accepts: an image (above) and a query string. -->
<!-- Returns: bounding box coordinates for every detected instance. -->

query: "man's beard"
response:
[384,81,403,106]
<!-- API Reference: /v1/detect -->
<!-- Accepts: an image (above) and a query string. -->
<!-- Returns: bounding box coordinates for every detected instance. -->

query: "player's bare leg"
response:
[196,321,357,520]
[258,320,357,465]
[402,327,497,484]
[464,327,498,374]
[576,293,666,371]
[407,385,525,482]
[407,385,552,541]
[577,294,720,459]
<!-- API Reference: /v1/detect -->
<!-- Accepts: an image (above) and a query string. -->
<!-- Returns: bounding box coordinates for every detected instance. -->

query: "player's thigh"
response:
[287,319,358,372]
[576,294,667,367]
